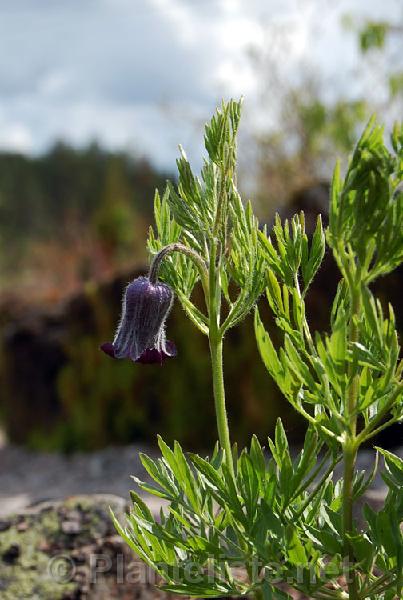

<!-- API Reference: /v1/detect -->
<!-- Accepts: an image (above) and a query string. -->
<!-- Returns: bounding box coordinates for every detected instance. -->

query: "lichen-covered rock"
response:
[0,494,168,600]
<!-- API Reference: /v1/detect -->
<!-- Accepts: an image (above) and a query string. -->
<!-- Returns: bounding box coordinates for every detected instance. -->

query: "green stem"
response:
[209,336,234,475]
[343,444,359,598]
[342,285,361,600]
[208,240,234,477]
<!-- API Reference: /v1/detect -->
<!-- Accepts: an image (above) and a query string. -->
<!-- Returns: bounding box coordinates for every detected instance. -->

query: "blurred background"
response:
[0,0,402,475]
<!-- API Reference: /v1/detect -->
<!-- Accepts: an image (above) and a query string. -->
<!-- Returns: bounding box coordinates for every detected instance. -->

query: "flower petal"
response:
[112,276,174,361]
[100,342,116,358]
[165,340,177,357]
[136,341,177,365]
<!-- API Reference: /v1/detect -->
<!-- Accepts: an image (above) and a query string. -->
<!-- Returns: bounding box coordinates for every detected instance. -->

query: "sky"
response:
[0,0,401,171]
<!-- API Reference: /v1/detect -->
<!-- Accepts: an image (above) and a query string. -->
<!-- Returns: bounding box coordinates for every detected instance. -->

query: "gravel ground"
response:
[0,442,401,517]
[0,444,160,517]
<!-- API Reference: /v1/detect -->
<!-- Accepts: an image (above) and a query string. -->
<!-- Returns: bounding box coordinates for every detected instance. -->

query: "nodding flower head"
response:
[100,276,176,365]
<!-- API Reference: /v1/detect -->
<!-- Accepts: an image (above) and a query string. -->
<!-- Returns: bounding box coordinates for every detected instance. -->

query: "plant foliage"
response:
[112,101,403,599]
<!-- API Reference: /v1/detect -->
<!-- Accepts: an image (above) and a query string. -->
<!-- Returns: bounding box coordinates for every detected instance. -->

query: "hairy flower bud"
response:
[101,276,176,364]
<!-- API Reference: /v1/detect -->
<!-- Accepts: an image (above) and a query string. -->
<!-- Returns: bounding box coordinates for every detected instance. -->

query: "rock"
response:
[0,520,11,532]
[61,520,82,535]
[2,543,20,564]
[16,519,28,533]
[0,494,168,600]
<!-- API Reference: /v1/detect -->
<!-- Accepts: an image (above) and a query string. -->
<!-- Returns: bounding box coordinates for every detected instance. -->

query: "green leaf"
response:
[284,334,316,389]
[157,437,201,512]
[130,490,154,520]
[305,525,343,555]
[301,215,325,291]
[292,426,319,493]
[250,434,266,482]
[254,308,284,384]
[176,290,208,335]
[286,525,307,565]
[189,453,230,510]
[139,453,178,497]
[261,579,293,600]
[346,533,374,571]
[375,447,403,487]
[238,451,259,521]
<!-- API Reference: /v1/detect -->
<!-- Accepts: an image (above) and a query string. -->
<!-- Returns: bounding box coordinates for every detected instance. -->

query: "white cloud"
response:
[0,0,400,170]
[148,0,197,45]
[0,121,33,153]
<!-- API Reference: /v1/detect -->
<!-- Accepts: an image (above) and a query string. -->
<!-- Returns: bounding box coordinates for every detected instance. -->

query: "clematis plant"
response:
[104,101,403,599]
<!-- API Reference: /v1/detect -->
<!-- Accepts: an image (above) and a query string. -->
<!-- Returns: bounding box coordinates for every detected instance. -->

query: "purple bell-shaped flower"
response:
[101,276,176,365]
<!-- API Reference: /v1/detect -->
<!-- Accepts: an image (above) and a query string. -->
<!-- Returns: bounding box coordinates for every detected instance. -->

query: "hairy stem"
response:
[208,240,234,477]
[210,336,234,475]
[343,285,361,600]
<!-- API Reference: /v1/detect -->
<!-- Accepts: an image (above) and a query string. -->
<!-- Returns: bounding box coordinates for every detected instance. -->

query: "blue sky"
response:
[0,0,401,170]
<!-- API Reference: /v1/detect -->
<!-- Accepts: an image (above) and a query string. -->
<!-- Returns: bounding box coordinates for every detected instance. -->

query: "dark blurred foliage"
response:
[342,14,403,106]
[0,183,401,452]
[0,268,298,452]
[362,21,403,100]
[0,142,172,301]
